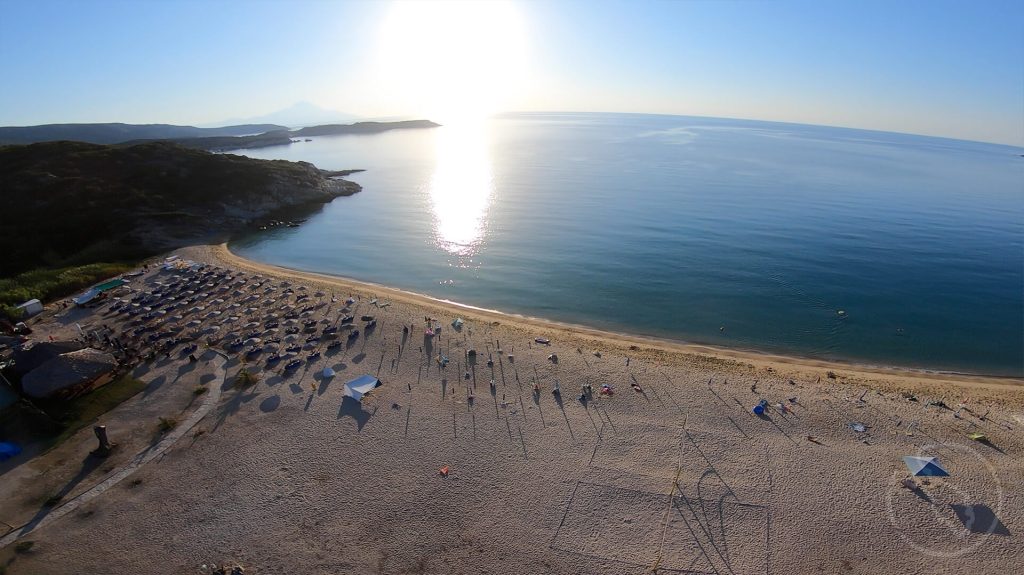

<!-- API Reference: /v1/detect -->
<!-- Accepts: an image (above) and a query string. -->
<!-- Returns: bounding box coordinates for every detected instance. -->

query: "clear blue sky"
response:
[1,0,1021,145]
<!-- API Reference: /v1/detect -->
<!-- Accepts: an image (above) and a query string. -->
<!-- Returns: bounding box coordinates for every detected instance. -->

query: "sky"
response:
[1,0,1022,146]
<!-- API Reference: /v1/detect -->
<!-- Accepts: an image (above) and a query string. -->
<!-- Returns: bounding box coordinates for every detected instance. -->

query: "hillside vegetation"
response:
[0,140,359,278]
[0,122,287,145]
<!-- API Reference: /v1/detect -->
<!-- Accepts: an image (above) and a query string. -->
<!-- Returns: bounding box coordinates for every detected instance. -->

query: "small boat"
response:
[307,351,321,360]
[285,359,302,370]
[340,316,354,325]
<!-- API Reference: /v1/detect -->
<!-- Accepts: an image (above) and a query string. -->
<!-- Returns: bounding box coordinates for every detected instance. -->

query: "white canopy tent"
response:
[343,375,380,402]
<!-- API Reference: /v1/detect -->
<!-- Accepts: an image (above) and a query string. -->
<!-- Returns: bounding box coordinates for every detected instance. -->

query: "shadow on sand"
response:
[338,396,376,431]
[20,453,104,535]
[260,395,281,413]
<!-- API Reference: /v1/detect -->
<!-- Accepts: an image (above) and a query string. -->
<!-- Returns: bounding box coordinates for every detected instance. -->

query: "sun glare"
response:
[375,0,528,125]
[428,123,494,259]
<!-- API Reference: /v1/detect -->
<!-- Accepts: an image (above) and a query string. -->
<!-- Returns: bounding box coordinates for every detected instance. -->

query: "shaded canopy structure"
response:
[343,374,380,402]
[22,348,117,399]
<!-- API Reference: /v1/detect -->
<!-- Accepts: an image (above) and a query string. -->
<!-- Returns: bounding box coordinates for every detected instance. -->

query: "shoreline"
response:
[182,243,1022,396]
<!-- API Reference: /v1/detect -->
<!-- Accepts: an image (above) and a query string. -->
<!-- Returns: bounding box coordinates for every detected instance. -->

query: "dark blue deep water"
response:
[231,113,1024,375]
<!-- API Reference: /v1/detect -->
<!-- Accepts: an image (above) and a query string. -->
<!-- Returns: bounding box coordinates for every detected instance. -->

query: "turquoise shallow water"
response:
[230,113,1024,376]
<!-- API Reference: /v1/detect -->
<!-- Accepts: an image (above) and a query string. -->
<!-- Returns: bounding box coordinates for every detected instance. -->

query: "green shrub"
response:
[234,368,259,388]
[157,416,178,433]
[0,262,135,319]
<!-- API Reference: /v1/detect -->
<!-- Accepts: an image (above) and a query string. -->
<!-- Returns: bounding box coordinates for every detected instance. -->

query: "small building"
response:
[15,299,43,318]
[72,278,129,306]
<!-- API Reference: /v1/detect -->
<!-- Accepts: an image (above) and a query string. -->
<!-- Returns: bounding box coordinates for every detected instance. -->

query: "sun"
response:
[374,0,528,125]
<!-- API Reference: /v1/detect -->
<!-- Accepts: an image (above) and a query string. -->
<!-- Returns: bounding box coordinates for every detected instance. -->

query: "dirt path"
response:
[0,351,226,549]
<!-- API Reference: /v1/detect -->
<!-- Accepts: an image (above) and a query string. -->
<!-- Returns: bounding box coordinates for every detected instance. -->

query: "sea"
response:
[228,112,1024,376]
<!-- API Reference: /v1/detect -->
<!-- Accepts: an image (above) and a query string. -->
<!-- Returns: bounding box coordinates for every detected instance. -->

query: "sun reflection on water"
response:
[428,123,494,263]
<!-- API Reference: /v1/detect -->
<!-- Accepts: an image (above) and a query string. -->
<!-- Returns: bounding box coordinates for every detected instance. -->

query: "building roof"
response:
[11,340,84,376]
[22,348,117,399]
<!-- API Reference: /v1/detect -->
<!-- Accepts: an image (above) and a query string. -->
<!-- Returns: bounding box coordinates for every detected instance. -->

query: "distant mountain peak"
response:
[207,102,359,129]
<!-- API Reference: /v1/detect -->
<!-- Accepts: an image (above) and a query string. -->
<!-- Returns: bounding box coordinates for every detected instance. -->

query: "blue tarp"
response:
[0,442,22,461]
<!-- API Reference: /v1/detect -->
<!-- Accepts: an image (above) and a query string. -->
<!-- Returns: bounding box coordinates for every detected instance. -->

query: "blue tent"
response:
[0,441,22,462]
[903,456,949,477]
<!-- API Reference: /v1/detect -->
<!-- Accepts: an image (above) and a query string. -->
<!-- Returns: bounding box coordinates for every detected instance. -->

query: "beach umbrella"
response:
[244,337,262,347]
[186,319,202,327]
[903,456,949,477]
[201,326,221,334]
[322,367,335,378]
[284,334,298,342]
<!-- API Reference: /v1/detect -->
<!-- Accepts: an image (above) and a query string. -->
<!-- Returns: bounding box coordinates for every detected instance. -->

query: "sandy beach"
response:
[1,243,1021,574]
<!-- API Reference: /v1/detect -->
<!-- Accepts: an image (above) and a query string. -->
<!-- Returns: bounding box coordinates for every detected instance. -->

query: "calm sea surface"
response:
[230,113,1024,376]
